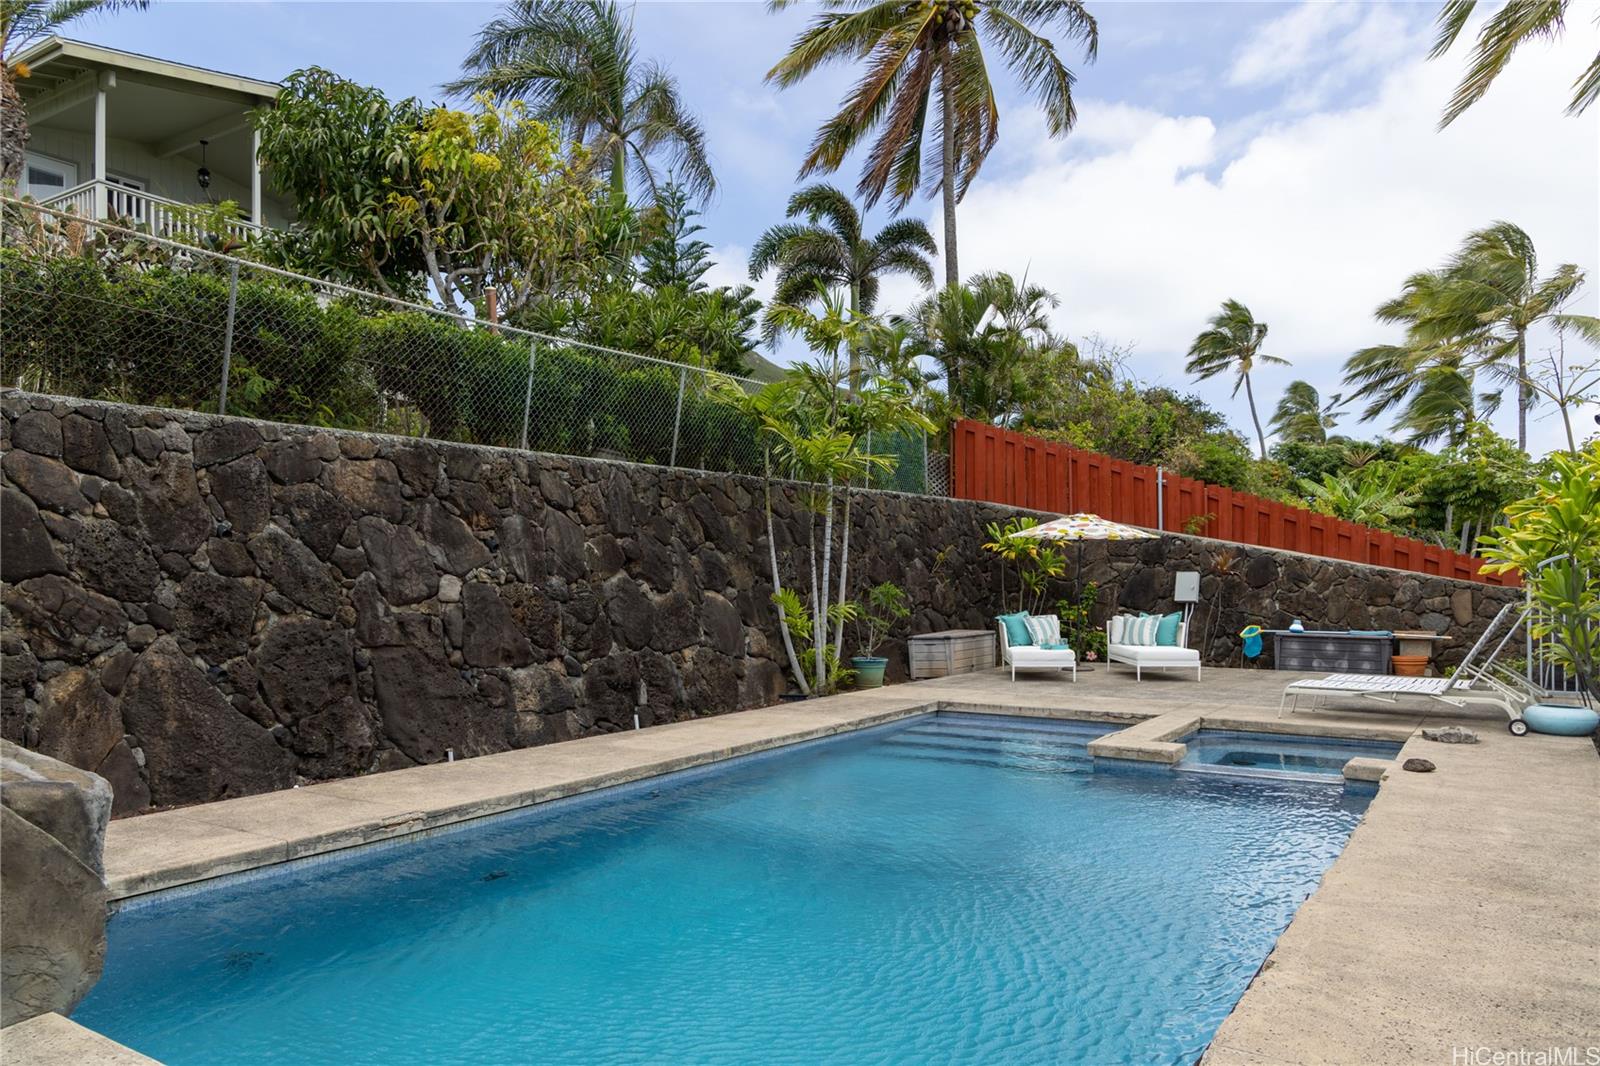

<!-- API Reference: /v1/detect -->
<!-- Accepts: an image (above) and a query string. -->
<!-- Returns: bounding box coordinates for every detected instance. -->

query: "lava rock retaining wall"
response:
[1,393,1519,815]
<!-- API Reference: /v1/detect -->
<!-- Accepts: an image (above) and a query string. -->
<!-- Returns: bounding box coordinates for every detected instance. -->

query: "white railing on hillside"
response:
[40,181,258,243]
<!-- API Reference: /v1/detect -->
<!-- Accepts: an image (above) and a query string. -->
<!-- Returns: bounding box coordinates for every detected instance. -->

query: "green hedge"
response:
[0,250,764,475]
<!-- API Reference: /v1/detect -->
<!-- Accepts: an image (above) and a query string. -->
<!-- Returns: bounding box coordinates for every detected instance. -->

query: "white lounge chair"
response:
[1105,618,1201,681]
[995,616,1077,682]
[1277,602,1577,734]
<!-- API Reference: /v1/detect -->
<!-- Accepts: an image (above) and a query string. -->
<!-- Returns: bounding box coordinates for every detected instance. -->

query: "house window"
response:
[105,174,147,222]
[22,153,76,201]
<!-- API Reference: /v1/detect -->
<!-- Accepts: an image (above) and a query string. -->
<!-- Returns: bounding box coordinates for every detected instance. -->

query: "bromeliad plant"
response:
[716,289,935,696]
[1478,442,1600,701]
[982,517,1066,614]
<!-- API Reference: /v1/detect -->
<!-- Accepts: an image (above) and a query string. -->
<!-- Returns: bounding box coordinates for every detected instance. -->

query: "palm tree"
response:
[1430,0,1600,127]
[748,182,935,384]
[765,0,1097,287]
[1185,300,1288,460]
[447,0,714,206]
[1,0,149,186]
[1346,222,1587,449]
[1269,380,1342,445]
[901,270,1058,422]
[1445,222,1588,449]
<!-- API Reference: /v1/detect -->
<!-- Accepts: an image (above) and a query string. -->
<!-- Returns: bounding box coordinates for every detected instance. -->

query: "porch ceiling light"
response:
[196,139,211,190]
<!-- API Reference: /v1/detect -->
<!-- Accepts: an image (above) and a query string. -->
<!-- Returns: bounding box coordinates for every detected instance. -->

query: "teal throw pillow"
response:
[1155,611,1183,646]
[997,612,1033,647]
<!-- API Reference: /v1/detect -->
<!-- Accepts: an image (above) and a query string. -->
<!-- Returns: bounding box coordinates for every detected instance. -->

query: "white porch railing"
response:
[40,181,259,243]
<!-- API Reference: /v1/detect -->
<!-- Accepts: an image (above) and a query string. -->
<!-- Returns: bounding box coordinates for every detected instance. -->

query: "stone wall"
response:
[0,393,1520,815]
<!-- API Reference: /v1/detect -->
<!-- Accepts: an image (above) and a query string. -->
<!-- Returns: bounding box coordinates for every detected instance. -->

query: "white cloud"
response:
[933,5,1600,457]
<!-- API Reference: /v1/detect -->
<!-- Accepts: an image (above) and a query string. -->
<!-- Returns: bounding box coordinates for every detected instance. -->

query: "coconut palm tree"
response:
[1269,380,1342,444]
[1342,268,1504,449]
[1185,300,1288,460]
[765,0,1097,288]
[748,182,935,383]
[1345,222,1588,449]
[1,0,149,186]
[1431,0,1600,127]
[447,0,714,206]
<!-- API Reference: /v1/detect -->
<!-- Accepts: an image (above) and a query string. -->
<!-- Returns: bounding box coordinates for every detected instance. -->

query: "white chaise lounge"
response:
[1277,602,1567,734]
[1105,617,1201,681]
[995,616,1077,682]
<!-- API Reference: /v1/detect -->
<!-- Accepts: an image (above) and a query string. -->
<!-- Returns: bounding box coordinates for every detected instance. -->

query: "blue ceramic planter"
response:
[1523,703,1600,737]
[852,656,888,689]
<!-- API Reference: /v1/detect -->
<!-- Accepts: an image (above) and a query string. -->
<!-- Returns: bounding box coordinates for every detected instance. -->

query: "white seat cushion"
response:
[1107,643,1200,665]
[1007,646,1076,666]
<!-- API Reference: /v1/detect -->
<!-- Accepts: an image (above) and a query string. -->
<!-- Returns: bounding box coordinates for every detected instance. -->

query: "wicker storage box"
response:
[1270,631,1392,674]
[909,630,997,679]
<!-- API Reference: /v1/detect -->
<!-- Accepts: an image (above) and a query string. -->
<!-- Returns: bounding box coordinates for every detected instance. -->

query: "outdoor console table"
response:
[909,630,997,679]
[1266,630,1393,675]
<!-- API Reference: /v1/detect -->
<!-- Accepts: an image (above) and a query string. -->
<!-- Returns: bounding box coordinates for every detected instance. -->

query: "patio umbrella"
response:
[1012,514,1157,669]
[1011,514,1157,542]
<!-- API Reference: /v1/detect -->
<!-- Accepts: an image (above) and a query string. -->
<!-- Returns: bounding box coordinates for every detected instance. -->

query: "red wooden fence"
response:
[949,420,1519,587]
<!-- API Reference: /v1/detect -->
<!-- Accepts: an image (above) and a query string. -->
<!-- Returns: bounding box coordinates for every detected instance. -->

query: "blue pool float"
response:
[1522,704,1600,737]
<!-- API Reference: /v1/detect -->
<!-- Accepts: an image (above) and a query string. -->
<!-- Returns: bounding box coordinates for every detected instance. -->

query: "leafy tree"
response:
[1269,380,1341,444]
[748,182,935,383]
[1,0,149,186]
[1400,423,1535,550]
[766,0,1097,286]
[1431,0,1600,127]
[1185,299,1289,460]
[1271,436,1413,485]
[254,68,430,297]
[389,99,601,317]
[259,74,601,317]
[449,0,714,206]
[1479,442,1600,700]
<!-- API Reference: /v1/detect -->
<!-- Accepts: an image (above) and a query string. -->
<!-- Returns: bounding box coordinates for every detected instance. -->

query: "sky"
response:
[77,0,1600,458]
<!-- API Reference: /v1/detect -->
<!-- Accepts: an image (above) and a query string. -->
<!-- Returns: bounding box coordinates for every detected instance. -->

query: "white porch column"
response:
[92,70,115,220]
[250,126,262,226]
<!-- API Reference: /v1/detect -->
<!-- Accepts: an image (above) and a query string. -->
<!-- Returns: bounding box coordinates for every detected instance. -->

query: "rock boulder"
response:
[0,740,111,1026]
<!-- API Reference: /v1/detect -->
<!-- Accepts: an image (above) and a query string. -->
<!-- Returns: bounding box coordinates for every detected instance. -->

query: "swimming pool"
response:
[78,713,1374,1065]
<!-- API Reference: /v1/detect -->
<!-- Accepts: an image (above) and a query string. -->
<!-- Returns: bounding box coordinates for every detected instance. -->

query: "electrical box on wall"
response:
[1174,571,1200,603]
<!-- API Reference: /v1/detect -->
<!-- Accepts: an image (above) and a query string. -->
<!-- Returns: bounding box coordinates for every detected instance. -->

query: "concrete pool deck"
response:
[16,665,1599,1064]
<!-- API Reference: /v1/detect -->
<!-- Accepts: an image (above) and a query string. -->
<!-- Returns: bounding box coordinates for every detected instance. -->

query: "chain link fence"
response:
[3,198,941,492]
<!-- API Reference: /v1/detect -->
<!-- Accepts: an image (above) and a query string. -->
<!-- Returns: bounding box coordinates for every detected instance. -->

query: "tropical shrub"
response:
[1478,443,1600,700]
[0,249,763,469]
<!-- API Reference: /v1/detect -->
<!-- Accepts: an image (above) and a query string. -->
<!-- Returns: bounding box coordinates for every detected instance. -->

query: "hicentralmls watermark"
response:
[1452,1048,1600,1066]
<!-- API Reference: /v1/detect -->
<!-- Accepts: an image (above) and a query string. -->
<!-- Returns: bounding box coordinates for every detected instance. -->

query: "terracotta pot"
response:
[1391,654,1429,677]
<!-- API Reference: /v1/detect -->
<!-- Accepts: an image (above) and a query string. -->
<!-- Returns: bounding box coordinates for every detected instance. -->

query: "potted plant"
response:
[852,582,910,688]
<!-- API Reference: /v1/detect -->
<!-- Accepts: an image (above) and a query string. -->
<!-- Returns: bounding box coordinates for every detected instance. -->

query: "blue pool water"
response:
[79,714,1375,1065]
[1179,729,1403,781]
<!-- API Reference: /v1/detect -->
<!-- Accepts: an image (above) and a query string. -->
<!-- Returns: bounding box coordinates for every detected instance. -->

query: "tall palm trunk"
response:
[1242,370,1268,459]
[847,278,861,391]
[0,66,27,188]
[1515,328,1528,451]
[609,139,627,205]
[939,43,959,289]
